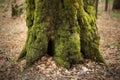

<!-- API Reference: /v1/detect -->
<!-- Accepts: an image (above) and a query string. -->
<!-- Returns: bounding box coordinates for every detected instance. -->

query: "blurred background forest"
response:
[0,0,120,80]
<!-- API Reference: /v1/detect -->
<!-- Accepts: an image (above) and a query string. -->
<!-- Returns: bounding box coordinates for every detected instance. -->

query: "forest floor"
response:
[0,1,120,80]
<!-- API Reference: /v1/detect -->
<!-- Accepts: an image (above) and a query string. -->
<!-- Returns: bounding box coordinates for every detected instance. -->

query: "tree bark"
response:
[113,0,120,10]
[105,0,108,11]
[18,0,105,68]
[95,0,99,18]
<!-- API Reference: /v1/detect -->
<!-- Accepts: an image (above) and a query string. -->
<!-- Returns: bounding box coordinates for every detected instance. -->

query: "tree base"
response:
[17,0,105,69]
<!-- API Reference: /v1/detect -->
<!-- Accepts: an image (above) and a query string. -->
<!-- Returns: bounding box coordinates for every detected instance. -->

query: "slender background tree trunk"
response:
[105,0,108,11]
[113,0,120,10]
[95,0,99,18]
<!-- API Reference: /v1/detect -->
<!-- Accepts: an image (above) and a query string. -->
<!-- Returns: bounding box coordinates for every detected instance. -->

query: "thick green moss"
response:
[54,0,84,68]
[54,57,70,69]
[17,44,26,61]
[26,25,48,67]
[78,0,105,63]
[26,0,35,28]
[54,32,83,68]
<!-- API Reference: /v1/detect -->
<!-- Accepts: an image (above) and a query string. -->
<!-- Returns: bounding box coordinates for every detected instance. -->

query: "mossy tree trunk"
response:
[18,0,105,68]
[113,0,120,10]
